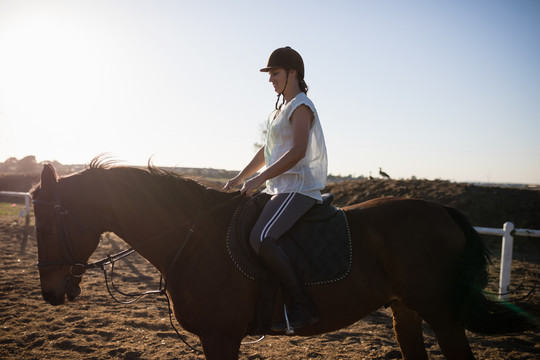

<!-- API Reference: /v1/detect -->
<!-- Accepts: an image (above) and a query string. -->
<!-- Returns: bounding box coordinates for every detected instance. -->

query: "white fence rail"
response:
[0,191,32,237]
[0,191,31,217]
[0,191,538,301]
[474,223,540,300]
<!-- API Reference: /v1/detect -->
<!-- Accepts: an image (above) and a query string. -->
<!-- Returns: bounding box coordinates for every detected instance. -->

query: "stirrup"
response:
[283,304,295,335]
[273,303,318,334]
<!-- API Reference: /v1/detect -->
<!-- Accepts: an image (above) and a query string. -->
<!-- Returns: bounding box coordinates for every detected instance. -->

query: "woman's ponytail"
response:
[299,78,309,94]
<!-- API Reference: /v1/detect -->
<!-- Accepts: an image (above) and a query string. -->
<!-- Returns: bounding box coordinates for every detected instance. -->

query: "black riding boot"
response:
[258,237,319,333]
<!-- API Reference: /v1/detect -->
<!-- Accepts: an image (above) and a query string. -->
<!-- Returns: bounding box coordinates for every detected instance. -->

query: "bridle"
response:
[33,196,205,286]
[33,198,109,277]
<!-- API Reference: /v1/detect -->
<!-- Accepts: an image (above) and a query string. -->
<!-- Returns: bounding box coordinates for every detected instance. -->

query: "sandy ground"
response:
[0,205,538,360]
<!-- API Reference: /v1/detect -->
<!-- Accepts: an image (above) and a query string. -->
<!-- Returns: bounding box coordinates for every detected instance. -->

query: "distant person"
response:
[224,46,328,332]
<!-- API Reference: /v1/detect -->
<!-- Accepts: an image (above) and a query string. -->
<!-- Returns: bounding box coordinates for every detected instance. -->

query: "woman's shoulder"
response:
[289,92,313,107]
[292,91,310,103]
[289,92,316,113]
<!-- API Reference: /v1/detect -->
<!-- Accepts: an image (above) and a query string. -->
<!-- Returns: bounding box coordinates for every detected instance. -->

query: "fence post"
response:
[499,222,514,300]
[24,193,31,238]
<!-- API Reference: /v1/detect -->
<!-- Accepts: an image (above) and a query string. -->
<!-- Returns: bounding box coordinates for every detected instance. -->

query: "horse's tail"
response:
[443,205,538,334]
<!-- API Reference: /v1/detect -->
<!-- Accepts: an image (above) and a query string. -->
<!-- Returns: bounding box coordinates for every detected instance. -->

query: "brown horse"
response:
[31,161,532,359]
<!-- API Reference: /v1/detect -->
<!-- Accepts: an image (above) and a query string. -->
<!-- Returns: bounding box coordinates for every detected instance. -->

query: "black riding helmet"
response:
[260,46,305,79]
[260,46,306,109]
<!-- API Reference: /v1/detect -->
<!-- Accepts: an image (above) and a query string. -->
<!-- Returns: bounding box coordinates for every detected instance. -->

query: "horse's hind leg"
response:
[424,313,476,360]
[390,301,428,360]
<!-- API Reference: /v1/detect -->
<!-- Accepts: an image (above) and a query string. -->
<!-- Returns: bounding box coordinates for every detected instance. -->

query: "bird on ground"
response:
[379,167,391,179]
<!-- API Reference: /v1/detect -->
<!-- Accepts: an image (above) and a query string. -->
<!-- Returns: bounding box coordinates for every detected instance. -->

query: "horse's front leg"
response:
[200,331,242,360]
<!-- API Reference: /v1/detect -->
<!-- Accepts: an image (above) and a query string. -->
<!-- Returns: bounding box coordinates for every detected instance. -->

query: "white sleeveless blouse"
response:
[263,92,328,202]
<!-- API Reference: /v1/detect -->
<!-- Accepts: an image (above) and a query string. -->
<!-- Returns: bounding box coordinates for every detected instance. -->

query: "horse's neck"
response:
[95,170,232,274]
[104,205,193,274]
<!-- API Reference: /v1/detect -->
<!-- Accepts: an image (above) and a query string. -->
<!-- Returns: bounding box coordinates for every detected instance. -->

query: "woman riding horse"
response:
[225,46,327,332]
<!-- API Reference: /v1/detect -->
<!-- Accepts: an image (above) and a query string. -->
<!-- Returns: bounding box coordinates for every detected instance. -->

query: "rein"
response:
[99,212,199,305]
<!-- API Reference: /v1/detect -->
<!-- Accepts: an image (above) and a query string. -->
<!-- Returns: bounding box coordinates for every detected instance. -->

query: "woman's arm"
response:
[240,104,313,195]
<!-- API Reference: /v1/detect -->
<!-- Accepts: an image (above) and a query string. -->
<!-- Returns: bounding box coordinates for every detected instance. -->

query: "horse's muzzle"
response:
[42,289,66,306]
[42,277,81,305]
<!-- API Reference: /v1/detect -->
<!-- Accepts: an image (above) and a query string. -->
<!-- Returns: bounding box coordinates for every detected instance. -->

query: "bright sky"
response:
[1,0,539,184]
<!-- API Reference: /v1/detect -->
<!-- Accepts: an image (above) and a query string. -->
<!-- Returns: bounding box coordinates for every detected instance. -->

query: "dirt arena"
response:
[1,179,539,359]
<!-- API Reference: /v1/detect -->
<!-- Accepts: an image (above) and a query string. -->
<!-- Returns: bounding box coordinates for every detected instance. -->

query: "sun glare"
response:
[5,14,104,118]
[0,6,119,163]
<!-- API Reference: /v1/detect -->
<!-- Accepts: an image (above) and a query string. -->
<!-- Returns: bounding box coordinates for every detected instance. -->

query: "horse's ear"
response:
[40,164,58,198]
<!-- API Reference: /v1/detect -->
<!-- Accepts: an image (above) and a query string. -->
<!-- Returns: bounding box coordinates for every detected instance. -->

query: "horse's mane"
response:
[84,157,238,211]
[87,156,118,170]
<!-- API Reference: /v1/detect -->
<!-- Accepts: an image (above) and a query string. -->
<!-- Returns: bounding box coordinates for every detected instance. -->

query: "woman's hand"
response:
[223,175,243,191]
[240,175,265,196]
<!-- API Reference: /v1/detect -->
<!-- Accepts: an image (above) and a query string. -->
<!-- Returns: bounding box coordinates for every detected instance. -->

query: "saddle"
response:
[226,192,352,334]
